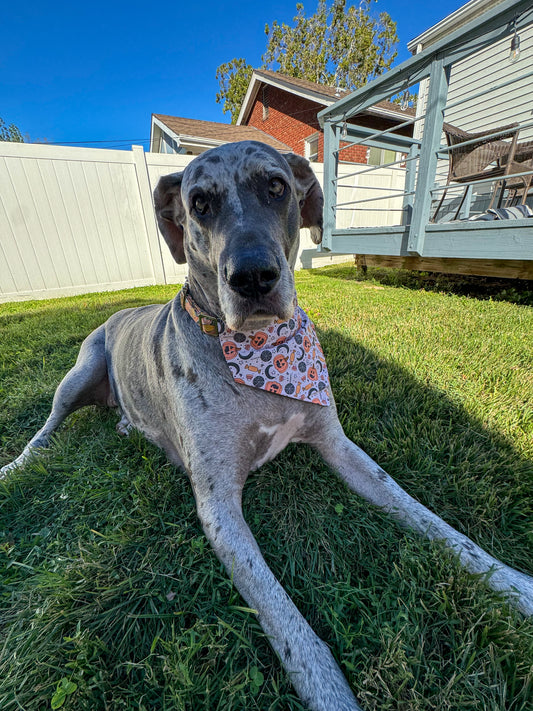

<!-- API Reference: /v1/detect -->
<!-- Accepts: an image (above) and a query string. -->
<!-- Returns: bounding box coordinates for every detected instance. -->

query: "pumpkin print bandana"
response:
[180,285,330,406]
[219,306,330,406]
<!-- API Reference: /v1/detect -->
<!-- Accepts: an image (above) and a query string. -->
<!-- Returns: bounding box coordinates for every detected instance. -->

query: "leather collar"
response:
[179,283,220,337]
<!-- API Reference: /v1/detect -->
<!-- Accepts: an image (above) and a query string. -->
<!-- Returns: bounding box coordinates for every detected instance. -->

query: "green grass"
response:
[1,265,532,711]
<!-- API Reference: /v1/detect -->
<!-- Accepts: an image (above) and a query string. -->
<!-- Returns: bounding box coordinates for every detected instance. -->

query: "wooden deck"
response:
[317,0,533,280]
[355,255,533,280]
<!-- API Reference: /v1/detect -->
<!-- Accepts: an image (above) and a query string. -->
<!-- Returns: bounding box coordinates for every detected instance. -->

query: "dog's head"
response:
[154,141,323,331]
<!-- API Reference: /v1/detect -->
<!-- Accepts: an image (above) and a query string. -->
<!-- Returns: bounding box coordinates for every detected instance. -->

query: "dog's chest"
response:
[250,413,306,470]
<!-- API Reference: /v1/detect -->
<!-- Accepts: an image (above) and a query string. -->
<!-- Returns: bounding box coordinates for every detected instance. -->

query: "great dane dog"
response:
[1,141,532,711]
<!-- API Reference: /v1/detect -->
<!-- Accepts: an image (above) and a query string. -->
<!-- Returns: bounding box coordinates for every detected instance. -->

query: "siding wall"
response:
[414,21,533,189]
[0,142,405,303]
[445,22,533,139]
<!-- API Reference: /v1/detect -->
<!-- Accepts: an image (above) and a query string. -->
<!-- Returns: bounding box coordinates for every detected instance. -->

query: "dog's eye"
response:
[192,195,209,216]
[269,178,286,200]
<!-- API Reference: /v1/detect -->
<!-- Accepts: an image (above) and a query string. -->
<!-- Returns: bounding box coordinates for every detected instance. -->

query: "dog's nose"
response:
[225,253,281,298]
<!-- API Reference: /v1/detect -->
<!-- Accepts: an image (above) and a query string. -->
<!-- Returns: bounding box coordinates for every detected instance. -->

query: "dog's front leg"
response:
[191,473,363,711]
[315,426,533,617]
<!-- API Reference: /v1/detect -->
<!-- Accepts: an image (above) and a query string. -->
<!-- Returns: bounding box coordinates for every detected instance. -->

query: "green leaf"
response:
[51,690,66,709]
[250,666,264,684]
[62,681,77,695]
[51,678,77,708]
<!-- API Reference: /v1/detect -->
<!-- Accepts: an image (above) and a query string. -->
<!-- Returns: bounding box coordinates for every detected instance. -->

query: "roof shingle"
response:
[153,114,291,151]
[251,69,416,118]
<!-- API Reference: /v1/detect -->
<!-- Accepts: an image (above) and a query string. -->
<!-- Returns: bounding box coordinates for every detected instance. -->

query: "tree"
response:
[262,1,330,86]
[216,0,398,123]
[0,117,24,142]
[215,59,254,125]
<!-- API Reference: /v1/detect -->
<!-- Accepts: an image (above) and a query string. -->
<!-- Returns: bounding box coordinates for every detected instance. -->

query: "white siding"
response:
[445,23,533,139]
[414,21,533,192]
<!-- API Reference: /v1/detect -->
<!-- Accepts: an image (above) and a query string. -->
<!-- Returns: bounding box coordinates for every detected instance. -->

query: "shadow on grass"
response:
[317,327,533,571]
[317,263,533,306]
[0,297,532,711]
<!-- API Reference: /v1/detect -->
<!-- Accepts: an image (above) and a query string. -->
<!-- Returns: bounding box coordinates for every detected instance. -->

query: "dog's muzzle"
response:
[223,248,281,299]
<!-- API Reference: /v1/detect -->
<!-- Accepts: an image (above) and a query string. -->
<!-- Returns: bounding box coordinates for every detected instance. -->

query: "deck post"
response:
[402,144,418,226]
[322,119,339,251]
[407,58,450,254]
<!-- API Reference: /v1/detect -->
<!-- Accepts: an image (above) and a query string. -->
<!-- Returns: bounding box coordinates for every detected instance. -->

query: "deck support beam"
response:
[355,254,533,280]
[407,59,450,255]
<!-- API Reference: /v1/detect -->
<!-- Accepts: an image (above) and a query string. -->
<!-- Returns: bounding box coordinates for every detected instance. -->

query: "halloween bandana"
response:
[219,306,330,406]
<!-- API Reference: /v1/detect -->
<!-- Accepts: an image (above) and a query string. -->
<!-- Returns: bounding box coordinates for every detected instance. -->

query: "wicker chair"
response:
[433,122,520,221]
[501,139,533,205]
[515,140,533,162]
[500,158,533,206]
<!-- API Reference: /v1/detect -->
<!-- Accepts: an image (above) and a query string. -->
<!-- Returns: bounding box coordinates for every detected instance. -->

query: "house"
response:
[409,0,533,143]
[406,0,533,221]
[150,114,290,156]
[150,70,414,165]
[237,69,414,164]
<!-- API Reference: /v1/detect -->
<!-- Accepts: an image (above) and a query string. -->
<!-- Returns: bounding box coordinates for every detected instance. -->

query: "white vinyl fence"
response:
[0,143,191,302]
[0,142,405,302]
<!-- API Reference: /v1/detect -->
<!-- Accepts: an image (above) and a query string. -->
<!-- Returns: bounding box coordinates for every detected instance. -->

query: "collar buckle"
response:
[180,283,220,337]
[197,312,219,337]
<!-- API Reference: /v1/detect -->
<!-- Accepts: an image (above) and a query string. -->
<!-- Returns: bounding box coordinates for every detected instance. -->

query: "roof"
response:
[253,69,350,103]
[237,69,415,125]
[152,114,291,152]
[407,0,503,52]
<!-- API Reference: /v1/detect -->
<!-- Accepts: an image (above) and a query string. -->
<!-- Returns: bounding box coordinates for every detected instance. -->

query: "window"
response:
[368,147,397,166]
[305,133,319,162]
[159,132,180,154]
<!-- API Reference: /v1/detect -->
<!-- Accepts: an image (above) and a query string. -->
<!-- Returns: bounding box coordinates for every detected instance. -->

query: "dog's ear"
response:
[153,172,187,264]
[284,153,323,245]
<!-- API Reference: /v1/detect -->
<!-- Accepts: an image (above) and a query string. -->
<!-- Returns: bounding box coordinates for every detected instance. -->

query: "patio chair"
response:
[499,139,533,206]
[433,122,520,221]
[499,158,533,207]
[515,140,533,163]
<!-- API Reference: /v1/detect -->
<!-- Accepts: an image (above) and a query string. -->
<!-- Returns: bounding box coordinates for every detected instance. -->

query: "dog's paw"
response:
[0,461,16,479]
[0,448,34,479]
[116,415,133,436]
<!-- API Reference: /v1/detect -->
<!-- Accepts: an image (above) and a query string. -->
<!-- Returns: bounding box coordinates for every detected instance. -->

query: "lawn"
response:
[1,264,532,711]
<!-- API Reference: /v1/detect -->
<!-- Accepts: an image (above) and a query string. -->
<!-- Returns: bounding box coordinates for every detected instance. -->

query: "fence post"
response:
[131,145,167,284]
[407,58,450,254]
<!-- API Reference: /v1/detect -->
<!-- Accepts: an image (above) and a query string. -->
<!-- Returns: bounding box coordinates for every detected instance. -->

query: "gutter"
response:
[407,0,504,52]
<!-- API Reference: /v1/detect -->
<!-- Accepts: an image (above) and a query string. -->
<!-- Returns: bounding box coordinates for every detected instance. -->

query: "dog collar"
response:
[180,284,221,337]
[179,285,330,406]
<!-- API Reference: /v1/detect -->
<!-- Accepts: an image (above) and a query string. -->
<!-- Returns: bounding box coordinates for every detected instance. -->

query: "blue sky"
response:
[2,0,466,147]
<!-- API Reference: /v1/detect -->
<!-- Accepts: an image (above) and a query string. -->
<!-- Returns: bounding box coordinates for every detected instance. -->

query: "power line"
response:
[34,138,152,146]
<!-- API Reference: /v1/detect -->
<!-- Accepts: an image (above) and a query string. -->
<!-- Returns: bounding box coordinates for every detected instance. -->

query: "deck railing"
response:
[318,0,533,262]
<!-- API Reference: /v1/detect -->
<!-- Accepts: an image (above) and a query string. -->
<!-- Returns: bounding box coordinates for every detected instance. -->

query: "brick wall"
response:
[246,84,368,164]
